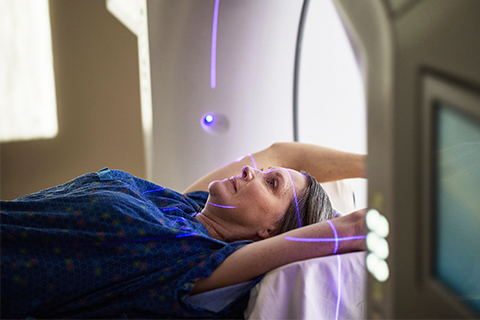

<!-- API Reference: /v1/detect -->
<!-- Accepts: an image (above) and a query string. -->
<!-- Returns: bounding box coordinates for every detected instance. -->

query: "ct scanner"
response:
[109,0,480,318]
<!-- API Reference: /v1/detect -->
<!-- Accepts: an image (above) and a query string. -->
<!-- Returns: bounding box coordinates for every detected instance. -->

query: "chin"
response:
[208,180,226,197]
[207,180,216,191]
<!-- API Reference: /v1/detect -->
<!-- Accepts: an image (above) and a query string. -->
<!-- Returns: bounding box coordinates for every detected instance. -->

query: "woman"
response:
[1,142,367,319]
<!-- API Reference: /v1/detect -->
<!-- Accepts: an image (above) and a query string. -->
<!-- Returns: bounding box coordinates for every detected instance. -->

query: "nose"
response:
[241,165,257,181]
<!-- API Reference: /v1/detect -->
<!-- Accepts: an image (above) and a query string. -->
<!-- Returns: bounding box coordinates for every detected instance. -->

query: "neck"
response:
[195,210,244,242]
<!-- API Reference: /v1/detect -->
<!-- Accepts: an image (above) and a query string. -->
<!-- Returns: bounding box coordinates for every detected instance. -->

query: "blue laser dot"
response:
[205,115,214,124]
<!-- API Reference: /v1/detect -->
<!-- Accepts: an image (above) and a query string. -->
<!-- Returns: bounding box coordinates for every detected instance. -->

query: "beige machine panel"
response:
[335,0,480,318]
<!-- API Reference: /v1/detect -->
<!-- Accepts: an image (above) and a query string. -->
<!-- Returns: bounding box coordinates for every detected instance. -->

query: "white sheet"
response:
[244,251,367,320]
[322,179,368,216]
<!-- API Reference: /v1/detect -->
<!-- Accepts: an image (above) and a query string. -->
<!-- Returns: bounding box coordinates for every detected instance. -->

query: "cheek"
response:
[250,192,281,216]
[243,185,268,203]
[264,197,290,220]
[269,202,287,218]
[236,184,282,215]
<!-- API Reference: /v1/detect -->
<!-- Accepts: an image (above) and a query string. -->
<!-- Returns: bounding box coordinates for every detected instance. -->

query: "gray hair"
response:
[273,171,334,235]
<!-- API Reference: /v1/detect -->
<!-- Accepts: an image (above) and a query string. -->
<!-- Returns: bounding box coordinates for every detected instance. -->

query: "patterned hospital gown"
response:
[1,168,260,319]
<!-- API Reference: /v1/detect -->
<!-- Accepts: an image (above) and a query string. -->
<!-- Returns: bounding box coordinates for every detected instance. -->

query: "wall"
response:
[148,0,303,192]
[0,0,145,200]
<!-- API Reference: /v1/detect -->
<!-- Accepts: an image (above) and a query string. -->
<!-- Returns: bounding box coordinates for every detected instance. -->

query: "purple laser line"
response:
[233,154,257,169]
[209,202,236,209]
[255,167,301,227]
[56,233,198,247]
[285,169,302,228]
[247,154,257,169]
[207,166,298,220]
[143,187,166,194]
[234,155,246,162]
[284,235,367,242]
[336,254,342,320]
[327,220,339,254]
[210,0,220,89]
[161,207,178,212]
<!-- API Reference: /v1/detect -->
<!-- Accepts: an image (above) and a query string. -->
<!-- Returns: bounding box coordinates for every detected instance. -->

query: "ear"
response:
[256,228,275,240]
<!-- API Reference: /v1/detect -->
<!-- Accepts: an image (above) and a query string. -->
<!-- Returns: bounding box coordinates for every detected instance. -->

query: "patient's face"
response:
[205,166,308,240]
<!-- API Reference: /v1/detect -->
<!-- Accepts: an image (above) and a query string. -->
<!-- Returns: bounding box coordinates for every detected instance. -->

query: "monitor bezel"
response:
[421,74,480,318]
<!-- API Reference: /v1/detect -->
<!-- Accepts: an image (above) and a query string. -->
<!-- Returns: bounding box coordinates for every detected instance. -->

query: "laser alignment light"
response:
[367,252,390,282]
[57,233,198,247]
[335,255,342,320]
[210,0,220,89]
[366,208,390,282]
[367,232,389,259]
[234,154,258,169]
[209,202,236,209]
[366,209,389,237]
[201,112,229,134]
[366,209,380,229]
[205,114,214,123]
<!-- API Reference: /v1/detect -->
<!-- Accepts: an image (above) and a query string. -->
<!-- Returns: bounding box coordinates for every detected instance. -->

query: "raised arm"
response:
[191,209,367,295]
[182,142,366,193]
[270,142,366,183]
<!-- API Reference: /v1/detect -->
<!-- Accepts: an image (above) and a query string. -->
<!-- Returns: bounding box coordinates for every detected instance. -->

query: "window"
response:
[0,0,58,142]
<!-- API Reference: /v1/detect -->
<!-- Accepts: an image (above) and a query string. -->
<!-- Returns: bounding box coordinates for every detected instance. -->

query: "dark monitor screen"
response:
[434,102,480,314]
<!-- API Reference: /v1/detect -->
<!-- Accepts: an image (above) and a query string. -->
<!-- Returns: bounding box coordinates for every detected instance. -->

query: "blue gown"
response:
[1,168,260,319]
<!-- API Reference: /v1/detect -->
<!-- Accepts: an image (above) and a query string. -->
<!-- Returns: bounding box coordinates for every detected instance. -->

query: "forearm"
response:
[270,142,366,182]
[191,210,367,295]
[183,142,365,193]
